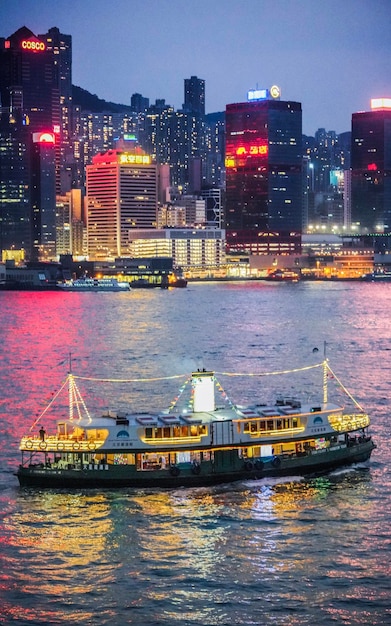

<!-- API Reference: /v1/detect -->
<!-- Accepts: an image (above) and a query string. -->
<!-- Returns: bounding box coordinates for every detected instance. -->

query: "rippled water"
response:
[0,281,390,625]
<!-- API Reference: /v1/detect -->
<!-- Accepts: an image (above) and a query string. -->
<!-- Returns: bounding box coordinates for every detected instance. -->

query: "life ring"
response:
[244,461,253,471]
[169,465,180,477]
[272,456,281,468]
[73,442,80,450]
[57,442,64,450]
[254,460,264,470]
[88,442,95,450]
[191,462,201,475]
[39,442,47,450]
[25,440,33,449]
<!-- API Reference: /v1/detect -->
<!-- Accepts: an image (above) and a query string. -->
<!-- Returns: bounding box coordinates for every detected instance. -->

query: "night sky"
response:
[1,0,390,135]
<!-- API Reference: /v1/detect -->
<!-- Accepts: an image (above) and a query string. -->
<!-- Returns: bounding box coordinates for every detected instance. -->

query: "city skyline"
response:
[1,0,390,136]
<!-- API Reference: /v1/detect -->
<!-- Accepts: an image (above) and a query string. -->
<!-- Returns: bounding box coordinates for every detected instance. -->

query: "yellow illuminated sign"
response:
[119,154,151,165]
[21,39,46,51]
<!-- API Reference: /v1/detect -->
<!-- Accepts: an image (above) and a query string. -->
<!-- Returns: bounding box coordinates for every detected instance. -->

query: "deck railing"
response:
[20,437,101,453]
[327,413,370,432]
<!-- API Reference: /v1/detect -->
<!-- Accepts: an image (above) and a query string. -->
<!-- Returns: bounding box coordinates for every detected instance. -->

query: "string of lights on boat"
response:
[30,360,363,430]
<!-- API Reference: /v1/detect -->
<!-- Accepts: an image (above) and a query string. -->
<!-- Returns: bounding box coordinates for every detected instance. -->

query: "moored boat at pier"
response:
[16,359,375,489]
[59,277,131,291]
[361,270,391,281]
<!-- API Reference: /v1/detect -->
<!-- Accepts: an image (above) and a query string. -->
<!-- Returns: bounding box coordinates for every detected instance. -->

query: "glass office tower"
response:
[225,92,303,254]
[0,27,60,133]
[0,27,60,259]
[351,99,391,233]
[30,132,57,261]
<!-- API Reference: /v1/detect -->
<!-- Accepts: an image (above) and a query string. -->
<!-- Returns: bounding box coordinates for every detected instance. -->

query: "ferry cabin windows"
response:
[138,450,212,470]
[241,416,299,434]
[144,424,207,439]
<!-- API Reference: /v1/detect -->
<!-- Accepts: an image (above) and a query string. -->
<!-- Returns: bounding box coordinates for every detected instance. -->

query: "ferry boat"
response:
[361,270,391,282]
[59,277,131,292]
[16,360,375,489]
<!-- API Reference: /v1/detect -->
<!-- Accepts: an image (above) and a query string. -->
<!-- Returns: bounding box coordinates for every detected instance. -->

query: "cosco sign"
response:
[21,40,46,51]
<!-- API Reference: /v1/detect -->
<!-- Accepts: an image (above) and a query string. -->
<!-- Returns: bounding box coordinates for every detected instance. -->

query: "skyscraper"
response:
[86,149,157,259]
[0,27,60,260]
[183,76,205,117]
[38,27,73,194]
[0,27,60,134]
[0,107,31,255]
[225,88,303,254]
[131,93,149,113]
[351,98,391,233]
[30,132,57,261]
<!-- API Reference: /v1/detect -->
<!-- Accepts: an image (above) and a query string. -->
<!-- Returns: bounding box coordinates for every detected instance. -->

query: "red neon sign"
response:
[368,163,377,171]
[225,143,269,168]
[33,132,55,144]
[235,144,268,156]
[21,39,46,52]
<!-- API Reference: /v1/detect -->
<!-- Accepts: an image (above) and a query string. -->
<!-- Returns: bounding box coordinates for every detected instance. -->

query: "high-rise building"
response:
[38,27,72,194]
[30,131,57,261]
[86,149,157,260]
[72,108,140,192]
[225,87,303,254]
[201,188,224,228]
[183,76,205,117]
[204,112,225,189]
[131,93,149,113]
[0,27,60,134]
[0,27,60,260]
[0,106,31,258]
[56,189,84,257]
[142,99,205,191]
[351,98,391,233]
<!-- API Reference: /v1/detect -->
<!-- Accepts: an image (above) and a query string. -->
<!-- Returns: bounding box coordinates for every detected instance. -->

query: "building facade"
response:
[30,131,57,260]
[183,76,205,117]
[125,228,226,278]
[0,27,60,134]
[0,27,60,260]
[351,98,391,233]
[225,88,303,254]
[86,149,157,259]
[38,26,73,194]
[0,106,31,258]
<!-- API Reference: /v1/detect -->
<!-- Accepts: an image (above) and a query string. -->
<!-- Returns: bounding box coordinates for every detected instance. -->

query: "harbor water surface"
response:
[0,281,390,625]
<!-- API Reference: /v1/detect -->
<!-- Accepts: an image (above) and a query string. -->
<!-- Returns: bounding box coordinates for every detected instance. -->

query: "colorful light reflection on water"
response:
[0,282,390,625]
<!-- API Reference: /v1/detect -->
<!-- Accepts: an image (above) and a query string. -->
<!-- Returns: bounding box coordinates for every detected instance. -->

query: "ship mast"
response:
[323,341,328,405]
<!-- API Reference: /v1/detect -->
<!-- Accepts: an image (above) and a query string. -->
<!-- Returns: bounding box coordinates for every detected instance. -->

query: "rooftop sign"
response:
[119,154,151,165]
[248,85,281,102]
[371,98,391,110]
[21,39,46,52]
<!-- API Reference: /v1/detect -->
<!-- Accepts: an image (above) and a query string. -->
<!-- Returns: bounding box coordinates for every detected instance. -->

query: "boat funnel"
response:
[192,370,215,412]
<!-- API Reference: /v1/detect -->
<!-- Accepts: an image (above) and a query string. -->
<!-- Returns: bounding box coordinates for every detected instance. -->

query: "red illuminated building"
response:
[351,99,391,233]
[225,91,303,255]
